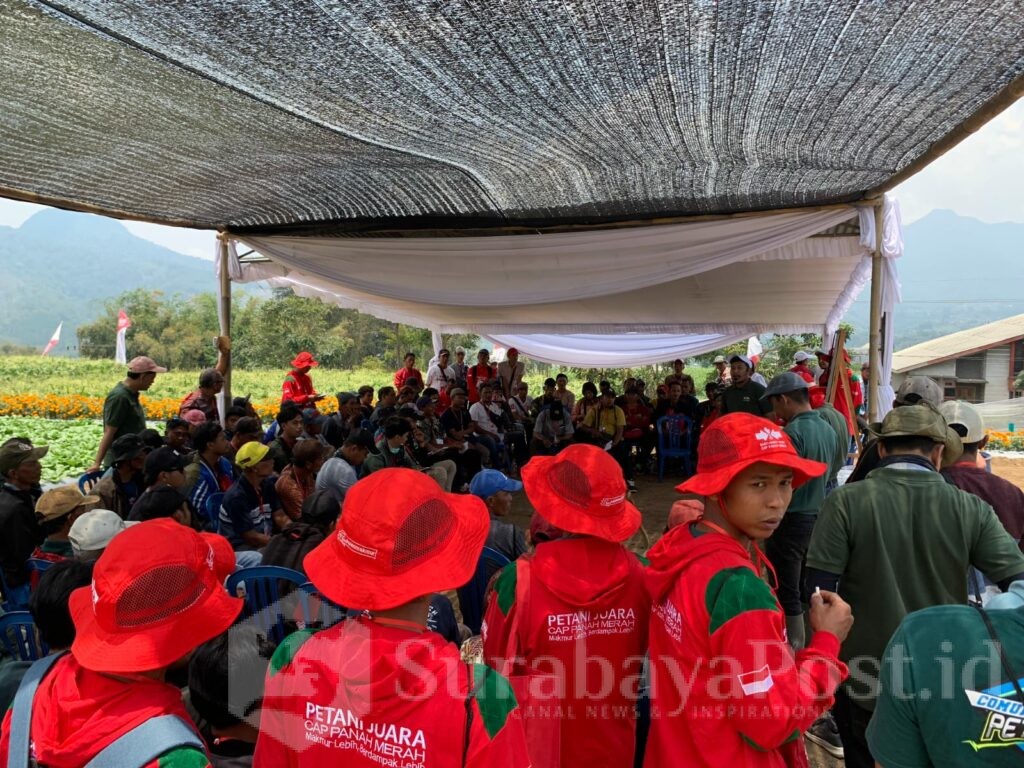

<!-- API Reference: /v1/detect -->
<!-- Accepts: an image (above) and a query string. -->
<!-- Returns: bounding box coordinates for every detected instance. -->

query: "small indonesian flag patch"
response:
[737,665,774,696]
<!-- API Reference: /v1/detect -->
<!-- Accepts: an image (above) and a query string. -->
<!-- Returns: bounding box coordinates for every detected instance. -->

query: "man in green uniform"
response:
[89,355,166,472]
[762,372,840,649]
[868,582,1024,767]
[806,404,1024,768]
[720,354,771,416]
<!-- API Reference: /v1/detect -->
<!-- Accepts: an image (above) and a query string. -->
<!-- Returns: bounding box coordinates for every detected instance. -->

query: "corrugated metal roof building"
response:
[893,315,1024,403]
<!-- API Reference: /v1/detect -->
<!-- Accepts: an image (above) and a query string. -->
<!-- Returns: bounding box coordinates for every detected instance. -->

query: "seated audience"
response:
[229,416,263,458]
[369,386,397,426]
[572,381,600,425]
[620,387,654,469]
[267,403,304,473]
[163,416,191,452]
[496,347,524,399]
[580,389,634,489]
[141,445,188,492]
[92,433,148,519]
[138,428,166,451]
[316,431,374,505]
[261,489,341,575]
[68,508,135,560]
[321,391,362,448]
[554,372,576,411]
[31,486,98,564]
[127,484,193,526]
[0,559,94,713]
[531,400,574,455]
[469,385,506,469]
[356,385,375,420]
[224,405,248,437]
[364,417,453,491]
[0,520,241,767]
[275,440,326,522]
[220,442,281,565]
[186,420,236,530]
[470,469,527,562]
[188,627,270,768]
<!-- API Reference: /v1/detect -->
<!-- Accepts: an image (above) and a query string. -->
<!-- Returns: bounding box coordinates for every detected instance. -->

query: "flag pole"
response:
[217,233,233,418]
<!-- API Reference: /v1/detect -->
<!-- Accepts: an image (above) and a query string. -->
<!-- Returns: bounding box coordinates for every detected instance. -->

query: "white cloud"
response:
[893,99,1024,225]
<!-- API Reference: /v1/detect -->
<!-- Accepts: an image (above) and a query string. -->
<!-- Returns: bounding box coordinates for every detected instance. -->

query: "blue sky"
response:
[1,99,1022,259]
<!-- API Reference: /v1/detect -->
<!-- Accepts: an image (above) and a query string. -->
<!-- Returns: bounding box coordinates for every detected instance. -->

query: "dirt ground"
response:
[500,456,1024,767]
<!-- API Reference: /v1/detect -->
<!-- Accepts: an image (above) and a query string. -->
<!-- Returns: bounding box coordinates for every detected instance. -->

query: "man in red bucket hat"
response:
[0,518,241,767]
[281,351,324,408]
[643,413,853,768]
[254,468,529,767]
[482,443,650,768]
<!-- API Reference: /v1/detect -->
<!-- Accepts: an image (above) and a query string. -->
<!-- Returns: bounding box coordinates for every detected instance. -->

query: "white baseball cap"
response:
[939,400,986,443]
[793,350,811,363]
[69,509,137,558]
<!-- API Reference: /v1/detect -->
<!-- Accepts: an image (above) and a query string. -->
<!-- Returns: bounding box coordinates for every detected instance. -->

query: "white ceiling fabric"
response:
[225,201,897,366]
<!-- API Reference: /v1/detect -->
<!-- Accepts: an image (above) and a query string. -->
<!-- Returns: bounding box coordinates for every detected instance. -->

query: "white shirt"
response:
[425,364,457,391]
[469,401,500,437]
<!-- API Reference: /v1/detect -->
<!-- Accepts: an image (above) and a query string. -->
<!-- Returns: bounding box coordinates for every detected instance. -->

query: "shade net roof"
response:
[1,0,1022,234]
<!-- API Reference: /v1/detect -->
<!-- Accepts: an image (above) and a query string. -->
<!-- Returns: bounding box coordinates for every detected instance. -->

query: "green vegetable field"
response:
[0,416,105,485]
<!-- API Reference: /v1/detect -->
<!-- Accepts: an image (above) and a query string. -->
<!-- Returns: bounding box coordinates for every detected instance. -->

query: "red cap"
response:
[676,413,827,497]
[304,468,489,611]
[521,444,641,542]
[290,351,319,369]
[69,519,241,673]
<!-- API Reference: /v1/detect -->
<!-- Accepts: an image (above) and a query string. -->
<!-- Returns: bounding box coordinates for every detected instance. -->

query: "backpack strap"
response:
[84,715,205,768]
[7,651,67,768]
[971,603,1024,702]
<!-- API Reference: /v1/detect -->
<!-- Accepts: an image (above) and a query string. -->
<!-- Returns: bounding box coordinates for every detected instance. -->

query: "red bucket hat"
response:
[304,468,489,611]
[290,351,319,369]
[521,444,641,542]
[69,519,241,673]
[676,413,827,497]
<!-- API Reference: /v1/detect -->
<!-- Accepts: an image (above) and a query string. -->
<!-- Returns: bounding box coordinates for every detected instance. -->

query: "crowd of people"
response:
[1,342,1023,768]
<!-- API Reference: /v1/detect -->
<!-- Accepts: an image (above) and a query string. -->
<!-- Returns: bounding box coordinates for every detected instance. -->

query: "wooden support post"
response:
[217,234,233,413]
[868,205,884,423]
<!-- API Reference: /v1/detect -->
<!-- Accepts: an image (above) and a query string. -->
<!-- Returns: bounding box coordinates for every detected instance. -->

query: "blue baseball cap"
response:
[469,469,523,499]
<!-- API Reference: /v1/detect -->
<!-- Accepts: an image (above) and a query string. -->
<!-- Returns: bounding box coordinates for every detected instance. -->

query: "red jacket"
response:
[482,537,650,768]
[788,363,815,384]
[254,618,528,768]
[643,523,847,767]
[467,364,495,404]
[0,653,209,768]
[282,369,317,407]
[816,369,863,436]
[394,367,423,391]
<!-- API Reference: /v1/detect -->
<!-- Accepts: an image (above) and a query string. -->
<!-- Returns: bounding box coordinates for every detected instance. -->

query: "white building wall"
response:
[985,347,1011,402]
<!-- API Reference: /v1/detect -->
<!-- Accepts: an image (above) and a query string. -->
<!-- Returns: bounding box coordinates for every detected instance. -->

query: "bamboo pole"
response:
[217,234,233,417]
[868,206,884,423]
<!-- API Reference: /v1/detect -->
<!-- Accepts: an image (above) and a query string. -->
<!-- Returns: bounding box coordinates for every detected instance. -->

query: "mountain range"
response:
[0,209,219,352]
[0,206,1021,352]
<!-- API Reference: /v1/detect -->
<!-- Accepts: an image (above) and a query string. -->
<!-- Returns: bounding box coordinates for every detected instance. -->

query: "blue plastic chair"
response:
[0,612,49,661]
[203,492,225,533]
[78,470,104,494]
[0,569,28,612]
[225,566,308,643]
[457,546,511,635]
[656,414,694,481]
[298,582,346,630]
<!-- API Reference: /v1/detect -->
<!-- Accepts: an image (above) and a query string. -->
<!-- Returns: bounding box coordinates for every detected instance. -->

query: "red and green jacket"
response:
[643,523,848,768]
[254,617,528,768]
[0,653,209,768]
[482,536,650,768]
[281,369,317,407]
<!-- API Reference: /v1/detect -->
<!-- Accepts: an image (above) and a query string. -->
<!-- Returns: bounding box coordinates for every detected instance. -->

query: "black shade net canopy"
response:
[1,0,1022,236]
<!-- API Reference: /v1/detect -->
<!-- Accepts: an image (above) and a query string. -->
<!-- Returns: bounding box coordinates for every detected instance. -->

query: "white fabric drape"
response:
[484,332,750,367]
[222,201,900,367]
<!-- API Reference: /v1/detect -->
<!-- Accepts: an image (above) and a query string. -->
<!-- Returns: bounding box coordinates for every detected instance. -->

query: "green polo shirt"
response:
[101,381,146,466]
[814,404,850,484]
[782,410,835,515]
[720,381,770,416]
[868,603,1024,766]
[807,467,1024,710]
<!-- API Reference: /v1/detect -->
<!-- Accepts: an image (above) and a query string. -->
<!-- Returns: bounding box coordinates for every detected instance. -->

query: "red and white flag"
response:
[746,336,763,366]
[115,309,131,365]
[737,665,774,696]
[41,322,62,356]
